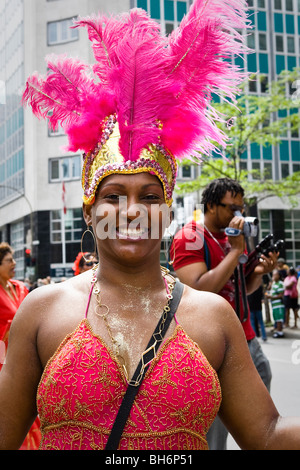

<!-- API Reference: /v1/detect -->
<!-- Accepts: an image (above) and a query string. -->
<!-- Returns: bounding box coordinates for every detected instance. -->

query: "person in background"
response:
[0,242,41,450]
[248,284,267,342]
[72,252,98,276]
[277,258,288,279]
[171,178,276,449]
[283,267,299,329]
[265,270,285,338]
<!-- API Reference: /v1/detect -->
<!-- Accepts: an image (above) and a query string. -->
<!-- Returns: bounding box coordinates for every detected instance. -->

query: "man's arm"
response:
[175,247,242,293]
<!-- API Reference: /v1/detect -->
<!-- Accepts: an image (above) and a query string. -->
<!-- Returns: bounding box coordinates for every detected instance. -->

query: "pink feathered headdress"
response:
[22,0,250,206]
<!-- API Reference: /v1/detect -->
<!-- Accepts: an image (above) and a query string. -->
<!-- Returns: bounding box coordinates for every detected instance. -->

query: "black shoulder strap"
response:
[105,280,184,450]
[195,225,211,271]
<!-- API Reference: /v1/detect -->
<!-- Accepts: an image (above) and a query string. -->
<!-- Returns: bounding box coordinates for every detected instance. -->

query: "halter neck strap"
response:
[85,280,96,319]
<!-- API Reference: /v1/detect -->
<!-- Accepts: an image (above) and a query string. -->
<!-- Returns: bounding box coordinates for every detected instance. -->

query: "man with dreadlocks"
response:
[172,177,277,449]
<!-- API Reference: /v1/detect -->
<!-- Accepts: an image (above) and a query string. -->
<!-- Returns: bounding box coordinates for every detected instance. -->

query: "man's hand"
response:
[227,215,246,255]
[254,251,278,275]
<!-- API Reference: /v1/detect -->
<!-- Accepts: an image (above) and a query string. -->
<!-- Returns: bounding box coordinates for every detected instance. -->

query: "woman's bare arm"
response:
[217,301,300,450]
[0,293,43,449]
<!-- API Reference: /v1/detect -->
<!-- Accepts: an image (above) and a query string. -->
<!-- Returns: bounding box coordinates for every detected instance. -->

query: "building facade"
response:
[0,0,299,281]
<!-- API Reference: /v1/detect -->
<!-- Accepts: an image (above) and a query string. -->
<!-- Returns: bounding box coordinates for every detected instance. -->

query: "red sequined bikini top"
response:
[37,288,221,450]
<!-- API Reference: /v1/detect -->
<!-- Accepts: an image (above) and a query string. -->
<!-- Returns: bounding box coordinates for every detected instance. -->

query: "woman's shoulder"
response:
[14,271,93,323]
[178,283,239,330]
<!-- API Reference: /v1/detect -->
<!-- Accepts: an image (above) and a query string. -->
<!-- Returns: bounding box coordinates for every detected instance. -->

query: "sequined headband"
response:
[82,115,177,206]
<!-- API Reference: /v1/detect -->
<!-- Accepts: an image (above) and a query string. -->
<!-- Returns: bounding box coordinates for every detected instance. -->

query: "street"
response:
[228,324,300,450]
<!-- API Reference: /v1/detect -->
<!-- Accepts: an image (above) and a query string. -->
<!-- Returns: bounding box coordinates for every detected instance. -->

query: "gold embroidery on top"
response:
[37,322,222,450]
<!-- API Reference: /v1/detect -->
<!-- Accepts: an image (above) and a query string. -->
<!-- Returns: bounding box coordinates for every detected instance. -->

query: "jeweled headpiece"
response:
[22,0,249,206]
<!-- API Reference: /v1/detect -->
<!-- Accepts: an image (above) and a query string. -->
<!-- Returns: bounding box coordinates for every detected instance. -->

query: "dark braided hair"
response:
[201,178,244,213]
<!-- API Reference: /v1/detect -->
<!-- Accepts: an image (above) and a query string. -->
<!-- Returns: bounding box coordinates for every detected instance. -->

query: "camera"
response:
[255,233,285,257]
[233,211,259,237]
[244,234,285,277]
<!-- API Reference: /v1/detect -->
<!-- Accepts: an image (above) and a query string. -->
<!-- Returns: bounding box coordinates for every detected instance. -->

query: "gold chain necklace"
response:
[90,265,176,386]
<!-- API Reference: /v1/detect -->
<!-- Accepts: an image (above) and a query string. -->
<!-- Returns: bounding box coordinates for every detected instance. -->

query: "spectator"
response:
[248,285,267,341]
[283,267,299,328]
[265,270,285,338]
[171,178,277,449]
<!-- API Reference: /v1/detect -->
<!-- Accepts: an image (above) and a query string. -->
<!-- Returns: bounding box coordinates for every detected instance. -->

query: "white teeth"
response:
[118,228,147,238]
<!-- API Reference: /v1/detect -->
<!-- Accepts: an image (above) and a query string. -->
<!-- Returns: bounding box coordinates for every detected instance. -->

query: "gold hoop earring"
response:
[167,234,175,266]
[81,226,97,262]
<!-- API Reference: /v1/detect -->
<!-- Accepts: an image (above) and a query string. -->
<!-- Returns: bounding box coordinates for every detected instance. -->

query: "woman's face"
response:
[0,252,16,282]
[84,172,171,267]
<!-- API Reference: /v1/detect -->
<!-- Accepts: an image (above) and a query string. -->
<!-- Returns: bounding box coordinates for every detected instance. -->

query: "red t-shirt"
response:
[172,221,255,341]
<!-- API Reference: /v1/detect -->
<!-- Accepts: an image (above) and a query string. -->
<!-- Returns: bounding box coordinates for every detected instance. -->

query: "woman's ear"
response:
[82,203,93,226]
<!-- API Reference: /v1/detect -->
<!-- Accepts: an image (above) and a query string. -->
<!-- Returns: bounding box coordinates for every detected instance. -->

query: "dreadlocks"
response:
[201,178,244,213]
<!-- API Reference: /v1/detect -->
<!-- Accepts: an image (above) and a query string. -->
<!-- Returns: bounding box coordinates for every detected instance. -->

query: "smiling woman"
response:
[1,0,300,452]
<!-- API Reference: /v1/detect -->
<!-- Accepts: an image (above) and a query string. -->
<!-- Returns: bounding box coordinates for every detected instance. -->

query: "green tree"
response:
[177,68,300,209]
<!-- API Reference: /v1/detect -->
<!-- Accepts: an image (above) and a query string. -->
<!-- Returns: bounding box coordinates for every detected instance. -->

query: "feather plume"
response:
[73,9,162,84]
[22,54,117,153]
[161,0,250,158]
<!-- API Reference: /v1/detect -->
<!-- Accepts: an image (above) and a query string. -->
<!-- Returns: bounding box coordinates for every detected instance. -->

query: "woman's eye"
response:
[143,194,162,201]
[104,194,120,200]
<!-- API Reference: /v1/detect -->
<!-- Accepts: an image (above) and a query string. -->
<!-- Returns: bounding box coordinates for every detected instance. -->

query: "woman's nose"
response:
[119,197,147,221]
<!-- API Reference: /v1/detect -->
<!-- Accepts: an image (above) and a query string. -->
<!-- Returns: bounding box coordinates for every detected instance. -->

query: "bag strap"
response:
[105,280,184,450]
[195,226,211,271]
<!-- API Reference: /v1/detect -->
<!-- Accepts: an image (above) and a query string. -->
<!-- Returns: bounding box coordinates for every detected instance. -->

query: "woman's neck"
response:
[0,276,10,290]
[96,259,165,291]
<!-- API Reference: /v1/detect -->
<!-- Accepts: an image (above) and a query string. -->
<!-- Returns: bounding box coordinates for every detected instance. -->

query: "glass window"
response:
[258,0,265,7]
[252,161,261,179]
[49,156,81,182]
[275,0,282,9]
[150,0,160,19]
[50,160,59,180]
[247,32,255,49]
[259,33,267,50]
[47,18,79,45]
[182,165,191,178]
[72,156,81,178]
[51,209,83,244]
[10,221,25,280]
[263,162,273,179]
[293,163,300,172]
[276,35,284,51]
[274,13,284,32]
[260,75,269,93]
[281,162,290,178]
[286,0,293,10]
[287,36,295,52]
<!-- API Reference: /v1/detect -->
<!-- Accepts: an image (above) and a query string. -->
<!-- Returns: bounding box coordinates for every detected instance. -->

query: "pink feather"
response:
[23,1,250,160]
[22,54,117,153]
[160,0,250,158]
